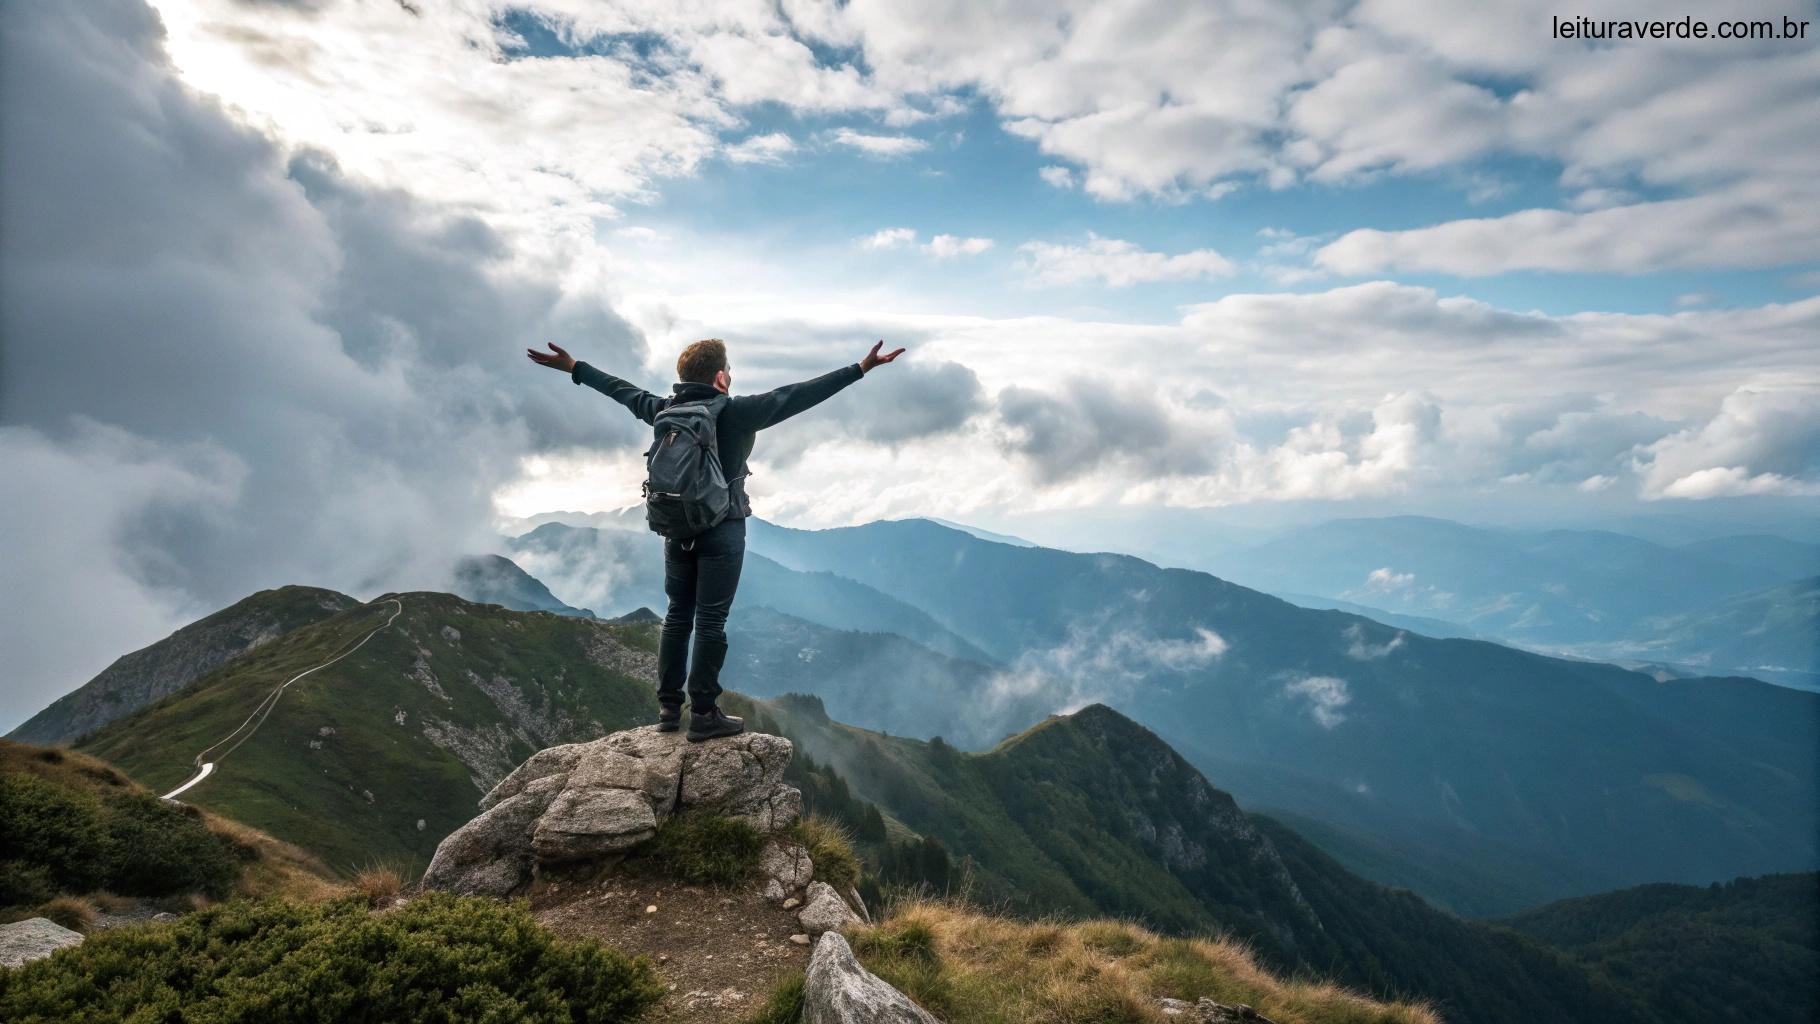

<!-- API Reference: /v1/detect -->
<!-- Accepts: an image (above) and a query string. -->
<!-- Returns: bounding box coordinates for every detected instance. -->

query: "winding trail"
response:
[161,597,404,802]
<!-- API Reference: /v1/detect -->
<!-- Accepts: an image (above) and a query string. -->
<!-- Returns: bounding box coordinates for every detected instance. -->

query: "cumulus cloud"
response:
[924,234,994,258]
[1632,389,1820,498]
[830,127,928,157]
[858,227,917,249]
[854,228,992,257]
[0,0,644,729]
[1019,233,1234,286]
[1282,674,1351,729]
[725,131,796,165]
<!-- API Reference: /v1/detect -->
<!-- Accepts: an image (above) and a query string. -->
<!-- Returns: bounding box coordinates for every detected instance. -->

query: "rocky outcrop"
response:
[424,726,802,897]
[0,917,84,968]
[1157,997,1279,1023]
[804,931,941,1024]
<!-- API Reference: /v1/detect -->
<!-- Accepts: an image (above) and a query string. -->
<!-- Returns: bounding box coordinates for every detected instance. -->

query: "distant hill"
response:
[8,585,358,746]
[1594,576,1818,685]
[1502,873,1820,1024]
[1190,516,1804,648]
[743,516,1820,913]
[450,553,595,618]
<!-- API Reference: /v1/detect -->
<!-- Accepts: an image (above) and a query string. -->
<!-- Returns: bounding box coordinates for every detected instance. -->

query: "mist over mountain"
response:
[741,516,1819,913]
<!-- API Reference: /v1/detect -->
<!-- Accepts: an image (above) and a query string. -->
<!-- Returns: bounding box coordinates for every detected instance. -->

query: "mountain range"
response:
[9,576,1816,1021]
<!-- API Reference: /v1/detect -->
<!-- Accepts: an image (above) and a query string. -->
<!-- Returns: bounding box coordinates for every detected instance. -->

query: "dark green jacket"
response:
[572,360,865,518]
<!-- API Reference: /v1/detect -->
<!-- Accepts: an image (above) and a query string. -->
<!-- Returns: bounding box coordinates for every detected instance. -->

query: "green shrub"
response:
[745,972,805,1024]
[0,892,664,1023]
[790,815,860,891]
[642,814,764,887]
[0,772,241,905]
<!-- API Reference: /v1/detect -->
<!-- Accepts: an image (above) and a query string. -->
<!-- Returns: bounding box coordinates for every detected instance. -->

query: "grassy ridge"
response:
[78,593,660,873]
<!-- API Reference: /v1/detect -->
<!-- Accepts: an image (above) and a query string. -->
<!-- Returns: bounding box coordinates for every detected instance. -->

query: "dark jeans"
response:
[658,515,746,714]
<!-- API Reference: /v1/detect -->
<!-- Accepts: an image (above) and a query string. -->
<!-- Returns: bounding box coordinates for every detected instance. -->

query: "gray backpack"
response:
[641,394,734,539]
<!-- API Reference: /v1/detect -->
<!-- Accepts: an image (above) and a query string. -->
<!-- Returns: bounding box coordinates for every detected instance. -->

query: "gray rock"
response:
[803,931,940,1024]
[425,726,807,893]
[533,786,658,860]
[0,918,85,968]
[423,775,564,895]
[1155,999,1278,1024]
[760,841,815,890]
[479,743,585,811]
[799,880,861,935]
[764,878,787,900]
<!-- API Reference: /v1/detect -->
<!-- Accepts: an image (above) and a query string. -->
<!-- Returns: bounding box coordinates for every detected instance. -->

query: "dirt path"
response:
[162,597,404,801]
[533,873,812,1024]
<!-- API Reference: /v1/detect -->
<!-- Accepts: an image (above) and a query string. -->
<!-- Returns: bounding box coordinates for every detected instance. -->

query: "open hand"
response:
[859,339,905,373]
[526,342,576,373]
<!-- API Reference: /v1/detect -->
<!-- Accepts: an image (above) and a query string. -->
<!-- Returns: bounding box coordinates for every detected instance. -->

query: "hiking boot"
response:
[656,705,682,733]
[687,707,745,742]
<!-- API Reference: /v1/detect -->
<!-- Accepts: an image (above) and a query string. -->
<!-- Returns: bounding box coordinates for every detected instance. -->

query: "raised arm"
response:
[527,342,666,425]
[727,340,905,431]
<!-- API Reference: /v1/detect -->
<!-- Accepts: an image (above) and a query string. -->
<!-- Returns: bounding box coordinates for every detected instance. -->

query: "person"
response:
[527,337,904,741]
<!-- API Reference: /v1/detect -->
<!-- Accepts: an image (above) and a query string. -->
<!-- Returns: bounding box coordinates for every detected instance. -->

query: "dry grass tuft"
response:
[846,899,1440,1024]
[199,811,343,903]
[352,864,408,908]
[36,895,97,933]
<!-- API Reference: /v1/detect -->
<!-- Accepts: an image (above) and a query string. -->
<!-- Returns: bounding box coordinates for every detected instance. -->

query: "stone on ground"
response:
[0,917,84,968]
[804,931,941,1024]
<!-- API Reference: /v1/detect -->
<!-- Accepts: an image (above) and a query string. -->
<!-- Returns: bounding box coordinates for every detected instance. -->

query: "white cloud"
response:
[1283,674,1351,728]
[1365,568,1416,592]
[923,233,994,258]
[1632,389,1820,498]
[858,227,917,250]
[1019,233,1234,286]
[1038,165,1077,189]
[830,127,928,157]
[1343,623,1406,660]
[725,131,796,164]
[1316,180,1820,275]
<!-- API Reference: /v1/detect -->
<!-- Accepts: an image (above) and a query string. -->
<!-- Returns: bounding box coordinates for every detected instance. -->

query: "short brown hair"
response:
[677,338,728,385]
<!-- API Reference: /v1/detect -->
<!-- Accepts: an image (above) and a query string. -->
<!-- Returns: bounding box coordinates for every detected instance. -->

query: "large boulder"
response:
[0,918,84,968]
[424,726,802,896]
[804,931,941,1024]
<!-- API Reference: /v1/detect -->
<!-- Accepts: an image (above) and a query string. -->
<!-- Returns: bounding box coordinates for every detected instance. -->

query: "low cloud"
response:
[1282,674,1351,729]
[1343,623,1406,661]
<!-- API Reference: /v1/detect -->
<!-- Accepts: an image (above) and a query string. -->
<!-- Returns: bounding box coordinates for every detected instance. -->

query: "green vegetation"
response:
[0,892,664,1023]
[638,813,765,887]
[788,815,859,891]
[1502,873,1820,1024]
[744,972,806,1024]
[1,743,240,909]
[76,592,661,873]
[1,740,338,927]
